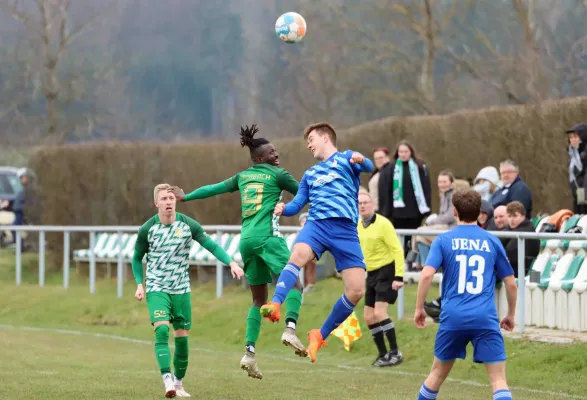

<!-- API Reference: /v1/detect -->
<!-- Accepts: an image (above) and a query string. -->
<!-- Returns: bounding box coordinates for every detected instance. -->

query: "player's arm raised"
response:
[414,238,444,328]
[275,175,309,217]
[187,218,244,280]
[132,225,149,301]
[346,150,374,173]
[169,176,238,202]
[277,169,299,195]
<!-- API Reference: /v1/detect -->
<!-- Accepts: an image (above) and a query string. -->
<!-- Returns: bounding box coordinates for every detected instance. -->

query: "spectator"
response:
[566,123,587,214]
[472,166,501,201]
[409,170,456,268]
[503,201,540,278]
[299,212,316,293]
[453,178,471,191]
[378,140,431,254]
[369,147,390,212]
[477,200,494,229]
[486,205,508,231]
[490,159,532,218]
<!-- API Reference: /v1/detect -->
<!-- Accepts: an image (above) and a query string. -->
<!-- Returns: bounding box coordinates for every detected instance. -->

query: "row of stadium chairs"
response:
[495,212,587,331]
[73,232,299,277]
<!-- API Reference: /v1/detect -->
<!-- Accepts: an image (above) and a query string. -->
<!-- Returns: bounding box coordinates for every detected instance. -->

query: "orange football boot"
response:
[307,329,328,363]
[260,302,281,322]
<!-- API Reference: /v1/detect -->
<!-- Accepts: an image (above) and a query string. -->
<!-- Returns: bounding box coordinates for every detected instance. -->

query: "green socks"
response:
[246,306,262,349]
[173,336,189,380]
[154,325,171,374]
[285,289,302,325]
[244,291,302,351]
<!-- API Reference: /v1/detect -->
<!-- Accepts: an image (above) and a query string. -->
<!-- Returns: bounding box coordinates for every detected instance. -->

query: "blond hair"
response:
[153,183,171,202]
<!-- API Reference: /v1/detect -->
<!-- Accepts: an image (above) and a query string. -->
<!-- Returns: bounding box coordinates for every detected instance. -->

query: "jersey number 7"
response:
[456,254,485,295]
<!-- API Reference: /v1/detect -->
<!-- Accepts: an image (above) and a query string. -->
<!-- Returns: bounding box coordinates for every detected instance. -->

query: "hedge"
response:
[30,96,587,242]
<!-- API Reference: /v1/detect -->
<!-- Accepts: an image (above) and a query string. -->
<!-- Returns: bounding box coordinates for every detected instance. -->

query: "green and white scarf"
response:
[393,158,430,214]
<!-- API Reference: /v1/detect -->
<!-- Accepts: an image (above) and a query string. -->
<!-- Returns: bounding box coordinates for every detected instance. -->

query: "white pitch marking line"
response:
[1,324,585,399]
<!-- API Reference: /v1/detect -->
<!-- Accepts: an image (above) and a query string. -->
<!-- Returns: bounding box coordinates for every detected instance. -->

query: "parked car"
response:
[0,166,23,212]
[0,167,22,211]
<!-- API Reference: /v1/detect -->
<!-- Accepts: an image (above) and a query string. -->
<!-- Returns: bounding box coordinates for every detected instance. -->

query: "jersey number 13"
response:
[456,254,485,295]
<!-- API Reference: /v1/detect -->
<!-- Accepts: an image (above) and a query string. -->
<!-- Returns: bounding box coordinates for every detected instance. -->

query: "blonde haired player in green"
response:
[133,183,244,398]
[169,125,306,380]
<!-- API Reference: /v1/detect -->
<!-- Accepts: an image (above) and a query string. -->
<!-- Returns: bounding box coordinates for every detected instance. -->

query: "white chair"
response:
[542,252,575,328]
[567,257,587,331]
[528,252,558,327]
[524,250,552,325]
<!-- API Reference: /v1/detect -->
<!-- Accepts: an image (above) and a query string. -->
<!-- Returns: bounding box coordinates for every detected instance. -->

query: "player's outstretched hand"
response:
[229,261,244,280]
[168,186,186,202]
[392,281,404,291]
[500,315,515,331]
[350,152,365,164]
[274,202,285,216]
[135,284,145,301]
[414,308,427,329]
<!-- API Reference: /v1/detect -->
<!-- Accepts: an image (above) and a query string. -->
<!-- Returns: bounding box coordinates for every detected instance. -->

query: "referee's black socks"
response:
[380,318,398,354]
[368,323,388,357]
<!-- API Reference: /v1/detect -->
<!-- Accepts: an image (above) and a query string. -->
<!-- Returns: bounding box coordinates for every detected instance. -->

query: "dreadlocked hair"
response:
[239,124,270,160]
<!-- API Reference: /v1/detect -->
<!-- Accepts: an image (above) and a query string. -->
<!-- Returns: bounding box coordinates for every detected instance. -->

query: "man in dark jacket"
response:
[503,201,540,278]
[566,123,587,214]
[490,159,532,218]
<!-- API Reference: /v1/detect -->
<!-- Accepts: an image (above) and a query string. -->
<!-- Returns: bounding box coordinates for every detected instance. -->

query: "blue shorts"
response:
[434,328,506,364]
[295,217,366,272]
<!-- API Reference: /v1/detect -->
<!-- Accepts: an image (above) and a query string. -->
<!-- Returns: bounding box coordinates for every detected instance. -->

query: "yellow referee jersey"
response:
[357,213,404,277]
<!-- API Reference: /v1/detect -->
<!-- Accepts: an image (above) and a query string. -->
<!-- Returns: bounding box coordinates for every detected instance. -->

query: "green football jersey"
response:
[223,164,299,238]
[134,212,209,294]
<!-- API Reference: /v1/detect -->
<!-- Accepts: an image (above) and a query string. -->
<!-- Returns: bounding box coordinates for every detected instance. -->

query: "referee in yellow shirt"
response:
[358,189,405,367]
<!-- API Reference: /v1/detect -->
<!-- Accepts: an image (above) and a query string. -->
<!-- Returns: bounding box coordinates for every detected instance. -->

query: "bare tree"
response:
[0,0,130,144]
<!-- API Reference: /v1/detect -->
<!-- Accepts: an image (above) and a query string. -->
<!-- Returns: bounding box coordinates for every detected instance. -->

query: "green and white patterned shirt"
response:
[132,212,214,294]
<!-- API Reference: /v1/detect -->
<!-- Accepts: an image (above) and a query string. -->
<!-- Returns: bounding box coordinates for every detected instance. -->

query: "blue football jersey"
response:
[283,150,373,222]
[425,225,514,330]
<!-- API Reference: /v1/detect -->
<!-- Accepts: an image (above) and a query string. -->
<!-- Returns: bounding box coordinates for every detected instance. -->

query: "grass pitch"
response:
[0,249,586,399]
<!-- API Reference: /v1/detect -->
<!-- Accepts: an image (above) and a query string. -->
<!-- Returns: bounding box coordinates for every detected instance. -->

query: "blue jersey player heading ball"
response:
[260,122,374,363]
[414,188,518,400]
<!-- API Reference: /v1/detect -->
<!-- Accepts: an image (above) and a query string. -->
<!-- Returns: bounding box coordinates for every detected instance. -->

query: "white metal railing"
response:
[5,225,587,334]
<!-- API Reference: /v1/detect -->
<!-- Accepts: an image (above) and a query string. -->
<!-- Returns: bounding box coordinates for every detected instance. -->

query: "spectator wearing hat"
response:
[472,166,501,201]
[566,123,587,214]
[299,213,316,292]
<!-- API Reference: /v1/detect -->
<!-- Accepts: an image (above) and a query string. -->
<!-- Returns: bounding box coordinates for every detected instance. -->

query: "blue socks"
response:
[494,389,512,400]
[417,385,511,399]
[418,384,438,400]
[271,263,301,304]
[319,294,355,339]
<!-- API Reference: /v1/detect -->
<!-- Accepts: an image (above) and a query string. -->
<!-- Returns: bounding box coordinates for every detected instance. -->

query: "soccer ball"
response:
[275,12,307,43]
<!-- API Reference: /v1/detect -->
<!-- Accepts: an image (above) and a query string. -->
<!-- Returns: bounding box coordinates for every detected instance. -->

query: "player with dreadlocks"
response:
[169,124,306,380]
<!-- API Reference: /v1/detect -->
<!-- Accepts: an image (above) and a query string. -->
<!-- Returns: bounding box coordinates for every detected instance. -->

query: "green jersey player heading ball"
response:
[133,184,244,398]
[169,124,306,380]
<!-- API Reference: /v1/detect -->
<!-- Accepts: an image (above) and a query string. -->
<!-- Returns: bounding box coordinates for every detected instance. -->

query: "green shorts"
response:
[146,291,192,331]
[240,236,290,285]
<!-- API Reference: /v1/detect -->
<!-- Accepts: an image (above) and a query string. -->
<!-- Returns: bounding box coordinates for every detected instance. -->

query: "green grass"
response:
[1,249,587,399]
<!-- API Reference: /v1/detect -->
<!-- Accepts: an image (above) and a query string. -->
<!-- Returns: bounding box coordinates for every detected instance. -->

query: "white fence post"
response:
[15,231,22,286]
[89,232,96,294]
[216,230,223,299]
[63,231,70,289]
[117,230,124,298]
[517,237,526,333]
[38,230,45,287]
